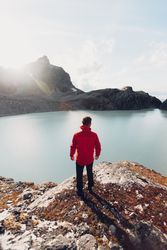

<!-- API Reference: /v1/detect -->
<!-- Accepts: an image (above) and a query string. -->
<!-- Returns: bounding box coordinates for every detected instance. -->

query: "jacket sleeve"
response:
[95,134,101,157]
[70,134,77,157]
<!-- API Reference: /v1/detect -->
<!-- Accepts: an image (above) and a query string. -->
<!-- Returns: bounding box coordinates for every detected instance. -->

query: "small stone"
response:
[77,234,97,250]
[135,190,139,194]
[108,241,123,249]
[124,209,128,214]
[134,204,144,213]
[12,208,21,216]
[102,235,108,242]
[80,201,84,206]
[137,194,144,199]
[0,224,5,234]
[6,200,13,205]
[47,196,53,200]
[16,181,24,186]
[6,178,14,183]
[43,234,75,249]
[82,213,88,219]
[109,225,116,235]
[23,193,33,200]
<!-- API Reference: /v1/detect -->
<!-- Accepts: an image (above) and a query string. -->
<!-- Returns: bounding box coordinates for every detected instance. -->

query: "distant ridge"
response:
[0,56,163,116]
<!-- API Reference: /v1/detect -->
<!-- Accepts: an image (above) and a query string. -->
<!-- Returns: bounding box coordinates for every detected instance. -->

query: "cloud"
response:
[74,39,115,90]
[78,62,102,75]
[55,39,115,91]
[52,36,167,94]
[106,42,167,92]
[148,42,167,67]
[76,39,115,75]
[77,78,95,92]
[77,40,102,76]
[133,42,167,70]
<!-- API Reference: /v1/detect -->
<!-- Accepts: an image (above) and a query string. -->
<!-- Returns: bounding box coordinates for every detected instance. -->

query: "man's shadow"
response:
[90,191,133,229]
[82,190,134,250]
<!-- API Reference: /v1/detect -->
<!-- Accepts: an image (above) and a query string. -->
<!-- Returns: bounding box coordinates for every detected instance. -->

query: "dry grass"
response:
[36,178,167,237]
[0,191,21,211]
[128,163,167,187]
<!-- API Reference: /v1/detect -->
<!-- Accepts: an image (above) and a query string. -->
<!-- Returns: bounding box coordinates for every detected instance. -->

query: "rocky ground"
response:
[0,161,167,250]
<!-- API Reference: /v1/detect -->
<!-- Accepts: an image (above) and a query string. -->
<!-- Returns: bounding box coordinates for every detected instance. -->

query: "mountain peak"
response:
[36,55,50,65]
[122,86,133,92]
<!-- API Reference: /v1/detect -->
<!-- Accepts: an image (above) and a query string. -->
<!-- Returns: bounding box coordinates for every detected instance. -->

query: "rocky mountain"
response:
[0,161,167,249]
[160,99,167,110]
[0,56,82,97]
[62,86,161,110]
[0,56,162,116]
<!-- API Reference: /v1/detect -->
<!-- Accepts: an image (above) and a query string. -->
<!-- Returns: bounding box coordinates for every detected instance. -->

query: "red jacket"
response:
[70,125,101,166]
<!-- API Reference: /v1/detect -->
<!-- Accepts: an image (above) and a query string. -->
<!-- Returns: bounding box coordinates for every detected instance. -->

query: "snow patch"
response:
[71,87,77,92]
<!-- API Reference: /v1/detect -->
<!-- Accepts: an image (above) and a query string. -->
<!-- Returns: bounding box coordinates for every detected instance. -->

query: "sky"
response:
[0,0,167,95]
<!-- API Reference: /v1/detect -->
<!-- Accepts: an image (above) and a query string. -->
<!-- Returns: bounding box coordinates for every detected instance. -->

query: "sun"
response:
[0,15,34,69]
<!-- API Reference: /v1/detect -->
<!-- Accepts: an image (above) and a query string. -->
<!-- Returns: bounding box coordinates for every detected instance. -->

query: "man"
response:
[70,116,101,197]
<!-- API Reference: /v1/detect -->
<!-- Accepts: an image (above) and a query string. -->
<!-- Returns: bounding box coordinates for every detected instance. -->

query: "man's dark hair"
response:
[82,116,92,125]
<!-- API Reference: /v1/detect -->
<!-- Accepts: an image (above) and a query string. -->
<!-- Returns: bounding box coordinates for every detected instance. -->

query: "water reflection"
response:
[160,109,167,118]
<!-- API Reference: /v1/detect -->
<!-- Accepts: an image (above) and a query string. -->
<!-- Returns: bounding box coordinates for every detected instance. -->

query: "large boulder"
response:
[41,234,76,250]
[77,234,97,250]
[131,222,167,250]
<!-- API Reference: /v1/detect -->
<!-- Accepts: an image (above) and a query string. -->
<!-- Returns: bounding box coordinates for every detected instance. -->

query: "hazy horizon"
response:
[0,0,167,94]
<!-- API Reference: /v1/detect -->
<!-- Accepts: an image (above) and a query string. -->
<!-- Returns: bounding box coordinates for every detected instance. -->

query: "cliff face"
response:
[0,161,166,250]
[160,99,167,110]
[0,57,162,116]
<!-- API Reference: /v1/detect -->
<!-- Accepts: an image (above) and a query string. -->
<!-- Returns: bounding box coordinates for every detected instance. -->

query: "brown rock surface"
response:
[0,161,166,249]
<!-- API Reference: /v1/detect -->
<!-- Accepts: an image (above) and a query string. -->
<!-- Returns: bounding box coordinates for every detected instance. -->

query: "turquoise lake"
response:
[0,109,167,183]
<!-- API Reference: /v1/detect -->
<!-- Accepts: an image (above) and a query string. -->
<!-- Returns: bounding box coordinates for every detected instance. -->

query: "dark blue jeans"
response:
[76,162,94,192]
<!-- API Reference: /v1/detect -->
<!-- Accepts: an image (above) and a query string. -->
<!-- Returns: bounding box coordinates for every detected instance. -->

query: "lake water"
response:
[0,109,167,183]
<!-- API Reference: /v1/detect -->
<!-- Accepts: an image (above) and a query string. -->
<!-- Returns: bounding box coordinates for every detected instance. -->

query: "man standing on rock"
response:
[70,116,101,197]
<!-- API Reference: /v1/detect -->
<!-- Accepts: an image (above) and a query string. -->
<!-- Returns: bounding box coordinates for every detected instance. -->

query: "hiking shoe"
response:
[77,191,84,198]
[88,187,93,193]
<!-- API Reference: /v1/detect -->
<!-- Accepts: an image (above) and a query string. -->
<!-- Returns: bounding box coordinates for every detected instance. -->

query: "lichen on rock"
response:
[0,161,166,249]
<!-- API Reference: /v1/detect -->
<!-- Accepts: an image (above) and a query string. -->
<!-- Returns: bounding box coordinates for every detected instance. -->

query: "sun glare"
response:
[0,15,34,69]
[0,60,26,70]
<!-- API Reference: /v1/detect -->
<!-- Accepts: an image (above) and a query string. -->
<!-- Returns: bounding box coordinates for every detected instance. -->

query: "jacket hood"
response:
[80,125,91,132]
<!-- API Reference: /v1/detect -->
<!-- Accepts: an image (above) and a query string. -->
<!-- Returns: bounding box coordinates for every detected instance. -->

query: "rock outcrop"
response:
[160,99,167,110]
[0,57,162,116]
[0,161,166,249]
[63,87,161,110]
